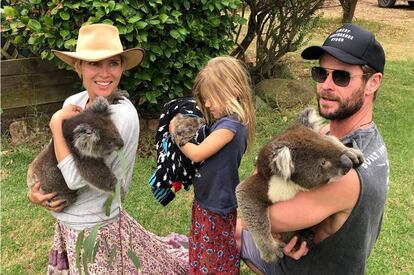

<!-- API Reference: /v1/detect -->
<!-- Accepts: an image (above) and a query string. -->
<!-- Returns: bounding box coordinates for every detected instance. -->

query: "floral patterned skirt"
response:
[189,201,240,274]
[47,210,188,274]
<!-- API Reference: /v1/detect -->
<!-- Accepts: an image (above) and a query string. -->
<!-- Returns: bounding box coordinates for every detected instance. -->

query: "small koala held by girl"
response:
[170,56,256,274]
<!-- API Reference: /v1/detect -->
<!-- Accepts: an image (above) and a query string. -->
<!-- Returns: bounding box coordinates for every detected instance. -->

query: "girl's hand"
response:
[50,104,82,132]
[283,236,309,260]
[28,182,66,212]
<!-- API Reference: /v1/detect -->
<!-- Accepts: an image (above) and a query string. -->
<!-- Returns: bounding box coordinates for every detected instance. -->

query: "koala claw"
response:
[258,241,284,263]
[343,148,364,167]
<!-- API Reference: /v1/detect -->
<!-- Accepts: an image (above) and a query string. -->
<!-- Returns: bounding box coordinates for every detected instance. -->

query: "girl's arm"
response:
[177,128,235,162]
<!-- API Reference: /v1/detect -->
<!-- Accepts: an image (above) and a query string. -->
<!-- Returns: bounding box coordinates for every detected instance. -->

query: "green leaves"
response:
[64,39,77,49]
[59,11,70,20]
[169,30,180,39]
[1,0,241,109]
[103,195,114,216]
[74,225,102,273]
[27,19,41,31]
[3,6,17,18]
[135,21,148,30]
[75,230,84,272]
[128,15,142,24]
[127,249,141,270]
[59,29,70,38]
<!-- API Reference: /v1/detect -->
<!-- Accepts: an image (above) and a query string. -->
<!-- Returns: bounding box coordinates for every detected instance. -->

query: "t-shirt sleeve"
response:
[214,117,243,134]
[57,154,89,190]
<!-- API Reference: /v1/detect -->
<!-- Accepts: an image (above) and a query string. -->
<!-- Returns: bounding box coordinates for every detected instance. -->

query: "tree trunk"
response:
[339,0,358,23]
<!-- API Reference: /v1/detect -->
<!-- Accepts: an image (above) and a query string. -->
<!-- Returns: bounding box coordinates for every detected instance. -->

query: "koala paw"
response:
[258,240,285,263]
[106,90,129,104]
[343,147,364,167]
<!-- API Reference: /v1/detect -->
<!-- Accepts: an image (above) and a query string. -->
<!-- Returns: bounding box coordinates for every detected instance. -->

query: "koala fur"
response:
[149,96,208,206]
[27,90,127,209]
[173,113,205,147]
[235,107,364,263]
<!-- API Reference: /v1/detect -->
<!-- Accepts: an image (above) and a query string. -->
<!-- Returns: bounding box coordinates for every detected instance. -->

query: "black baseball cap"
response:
[301,23,385,73]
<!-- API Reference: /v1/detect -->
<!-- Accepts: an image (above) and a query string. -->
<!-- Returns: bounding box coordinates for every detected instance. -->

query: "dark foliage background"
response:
[1,0,242,112]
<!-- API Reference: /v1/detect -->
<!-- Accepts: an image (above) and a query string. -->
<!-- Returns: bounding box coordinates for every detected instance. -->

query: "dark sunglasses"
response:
[311,66,369,87]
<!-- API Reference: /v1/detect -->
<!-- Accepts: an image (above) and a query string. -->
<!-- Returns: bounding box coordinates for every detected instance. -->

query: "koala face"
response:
[287,127,353,188]
[63,97,124,159]
[258,125,354,190]
[73,116,124,158]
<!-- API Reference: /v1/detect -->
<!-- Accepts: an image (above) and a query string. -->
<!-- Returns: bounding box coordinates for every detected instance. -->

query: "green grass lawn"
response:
[2,19,414,275]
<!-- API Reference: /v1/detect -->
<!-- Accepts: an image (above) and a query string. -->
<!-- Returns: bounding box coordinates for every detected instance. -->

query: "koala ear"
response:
[297,107,324,132]
[270,146,294,181]
[90,97,110,114]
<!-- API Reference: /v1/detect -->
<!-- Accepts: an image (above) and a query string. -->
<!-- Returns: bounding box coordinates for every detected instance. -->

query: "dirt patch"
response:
[323,0,414,22]
[321,0,414,60]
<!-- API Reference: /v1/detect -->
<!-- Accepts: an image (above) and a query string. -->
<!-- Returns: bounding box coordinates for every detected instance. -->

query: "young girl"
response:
[170,56,256,274]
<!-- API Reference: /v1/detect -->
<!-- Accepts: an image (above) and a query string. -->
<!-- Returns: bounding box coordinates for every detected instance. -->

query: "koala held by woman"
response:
[27,91,128,209]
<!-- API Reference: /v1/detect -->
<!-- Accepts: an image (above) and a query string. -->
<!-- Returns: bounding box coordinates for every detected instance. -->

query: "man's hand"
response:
[28,182,66,212]
[283,236,309,260]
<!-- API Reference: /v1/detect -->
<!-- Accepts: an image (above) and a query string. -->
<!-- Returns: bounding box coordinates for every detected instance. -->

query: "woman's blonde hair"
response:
[193,56,256,148]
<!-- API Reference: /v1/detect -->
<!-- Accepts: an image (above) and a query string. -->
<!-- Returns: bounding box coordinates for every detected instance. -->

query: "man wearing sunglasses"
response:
[237,23,389,274]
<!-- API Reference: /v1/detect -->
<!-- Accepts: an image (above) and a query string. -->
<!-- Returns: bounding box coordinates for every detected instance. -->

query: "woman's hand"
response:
[28,182,66,212]
[283,236,309,260]
[50,104,83,132]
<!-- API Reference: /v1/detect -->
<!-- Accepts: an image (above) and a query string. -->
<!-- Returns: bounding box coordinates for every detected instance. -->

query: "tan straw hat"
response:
[52,24,144,70]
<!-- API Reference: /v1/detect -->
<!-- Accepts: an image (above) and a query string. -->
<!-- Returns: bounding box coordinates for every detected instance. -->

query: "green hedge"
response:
[1,0,242,109]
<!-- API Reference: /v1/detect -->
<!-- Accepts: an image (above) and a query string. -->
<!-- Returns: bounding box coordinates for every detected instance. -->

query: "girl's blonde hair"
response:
[193,56,256,148]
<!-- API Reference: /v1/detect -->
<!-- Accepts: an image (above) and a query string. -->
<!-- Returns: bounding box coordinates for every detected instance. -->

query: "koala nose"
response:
[340,154,353,174]
[116,138,124,149]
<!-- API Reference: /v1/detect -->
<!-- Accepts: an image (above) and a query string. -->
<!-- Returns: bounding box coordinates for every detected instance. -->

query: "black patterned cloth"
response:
[148,96,209,206]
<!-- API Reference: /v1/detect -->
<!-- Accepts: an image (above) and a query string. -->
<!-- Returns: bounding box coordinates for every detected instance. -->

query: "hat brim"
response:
[52,48,145,71]
[301,46,366,66]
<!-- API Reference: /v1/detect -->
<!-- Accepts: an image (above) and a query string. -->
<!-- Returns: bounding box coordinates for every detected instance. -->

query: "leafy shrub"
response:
[1,0,242,109]
[232,0,324,83]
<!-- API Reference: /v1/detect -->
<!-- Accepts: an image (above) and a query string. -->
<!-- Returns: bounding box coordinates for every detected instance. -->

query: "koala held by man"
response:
[236,107,364,263]
[27,90,128,209]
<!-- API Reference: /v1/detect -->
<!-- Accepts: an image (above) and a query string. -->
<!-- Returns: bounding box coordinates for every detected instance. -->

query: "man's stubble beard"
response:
[317,85,365,120]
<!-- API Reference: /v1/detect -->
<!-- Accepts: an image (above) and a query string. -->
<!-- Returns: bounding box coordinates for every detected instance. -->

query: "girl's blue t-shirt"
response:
[193,116,247,214]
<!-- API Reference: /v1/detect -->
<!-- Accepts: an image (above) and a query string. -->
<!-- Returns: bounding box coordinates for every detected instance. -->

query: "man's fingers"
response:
[296,241,309,257]
[289,241,309,260]
[299,241,309,256]
[283,236,298,253]
[283,236,309,260]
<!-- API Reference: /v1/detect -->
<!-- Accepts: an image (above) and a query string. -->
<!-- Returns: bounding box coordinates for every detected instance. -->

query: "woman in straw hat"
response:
[28,24,188,274]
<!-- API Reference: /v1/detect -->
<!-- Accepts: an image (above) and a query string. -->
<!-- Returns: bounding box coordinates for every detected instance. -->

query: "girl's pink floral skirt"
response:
[47,210,189,274]
[189,201,240,274]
